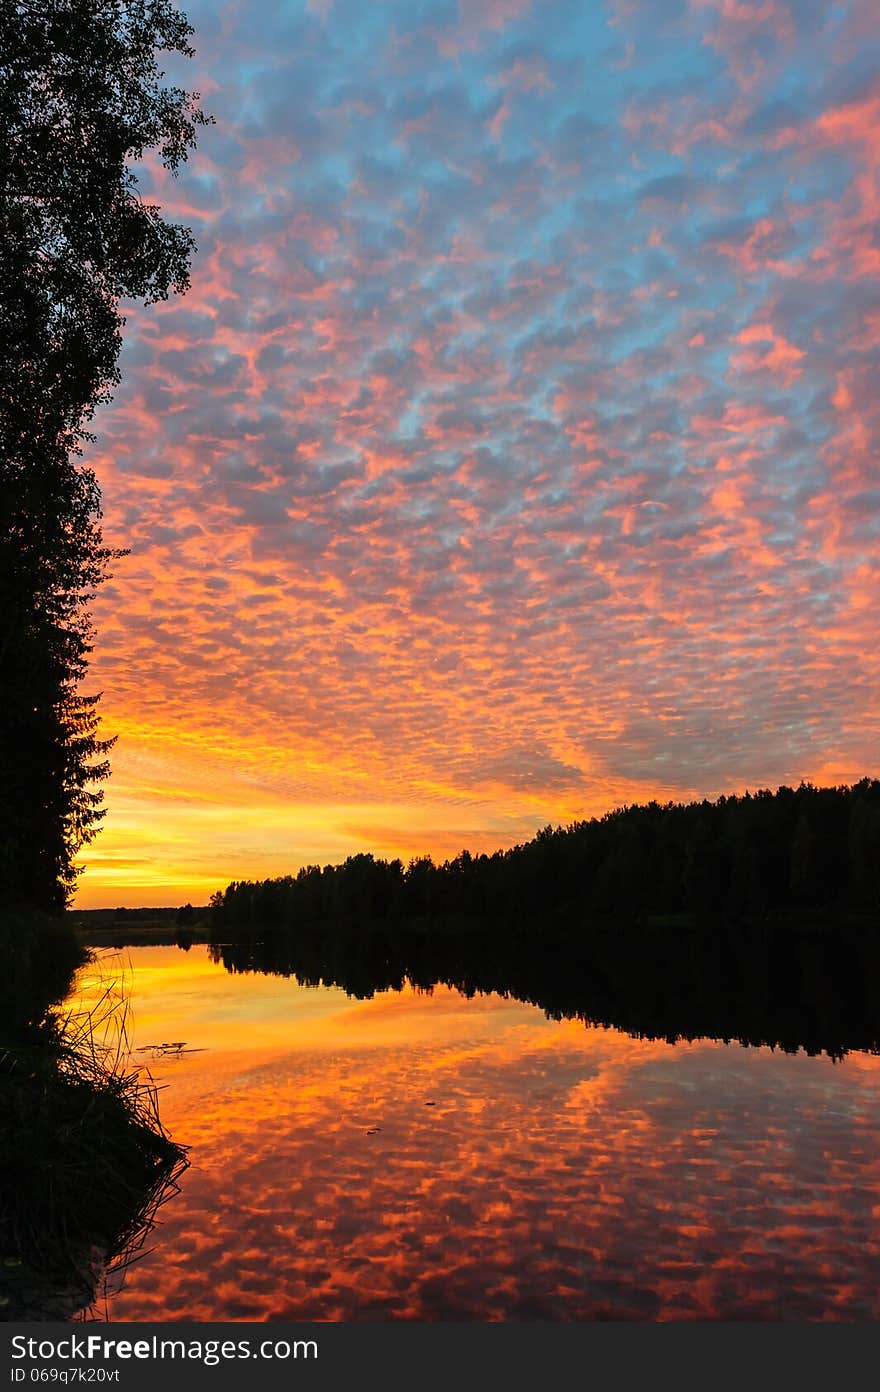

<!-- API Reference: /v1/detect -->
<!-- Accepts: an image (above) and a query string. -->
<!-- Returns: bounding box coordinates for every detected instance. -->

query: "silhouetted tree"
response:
[789,811,817,906]
[849,782,880,911]
[0,0,210,909]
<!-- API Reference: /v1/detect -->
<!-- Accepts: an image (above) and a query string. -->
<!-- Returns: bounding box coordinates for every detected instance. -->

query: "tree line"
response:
[211,779,880,932]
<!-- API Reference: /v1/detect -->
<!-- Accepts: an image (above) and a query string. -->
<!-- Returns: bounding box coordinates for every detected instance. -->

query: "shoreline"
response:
[0,915,188,1323]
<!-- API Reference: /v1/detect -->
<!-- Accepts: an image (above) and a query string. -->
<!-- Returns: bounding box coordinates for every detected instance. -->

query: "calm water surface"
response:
[71,943,880,1320]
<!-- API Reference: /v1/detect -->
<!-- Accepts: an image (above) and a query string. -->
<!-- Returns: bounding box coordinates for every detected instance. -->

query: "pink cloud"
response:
[730,320,806,385]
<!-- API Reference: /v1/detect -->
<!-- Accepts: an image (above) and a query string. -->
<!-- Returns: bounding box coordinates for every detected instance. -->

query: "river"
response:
[69,938,880,1320]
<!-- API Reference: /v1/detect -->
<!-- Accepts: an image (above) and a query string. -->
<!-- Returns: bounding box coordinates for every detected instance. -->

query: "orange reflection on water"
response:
[74,947,880,1321]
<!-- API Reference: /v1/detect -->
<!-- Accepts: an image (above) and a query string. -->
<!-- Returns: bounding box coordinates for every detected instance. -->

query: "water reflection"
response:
[75,928,880,1321]
[211,919,880,1060]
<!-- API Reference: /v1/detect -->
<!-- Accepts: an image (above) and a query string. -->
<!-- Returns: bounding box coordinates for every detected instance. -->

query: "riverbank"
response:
[68,906,210,950]
[0,912,187,1321]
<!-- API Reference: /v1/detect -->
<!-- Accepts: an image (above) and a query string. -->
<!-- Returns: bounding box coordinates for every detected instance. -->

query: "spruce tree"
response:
[0,0,210,909]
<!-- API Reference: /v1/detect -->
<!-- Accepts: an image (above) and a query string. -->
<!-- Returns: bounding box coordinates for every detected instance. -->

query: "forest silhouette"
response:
[212,779,880,931]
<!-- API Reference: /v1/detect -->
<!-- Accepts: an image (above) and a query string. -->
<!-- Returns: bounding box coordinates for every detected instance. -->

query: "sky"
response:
[76,0,880,907]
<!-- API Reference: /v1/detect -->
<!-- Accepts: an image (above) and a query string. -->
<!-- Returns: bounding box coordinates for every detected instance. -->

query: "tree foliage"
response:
[0,0,209,909]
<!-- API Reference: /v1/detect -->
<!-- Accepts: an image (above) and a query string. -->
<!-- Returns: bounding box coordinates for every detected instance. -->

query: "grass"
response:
[0,914,188,1319]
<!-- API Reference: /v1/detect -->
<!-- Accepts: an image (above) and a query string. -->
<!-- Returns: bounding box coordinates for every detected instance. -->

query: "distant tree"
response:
[682,813,720,918]
[789,811,817,907]
[849,783,880,911]
[0,0,210,909]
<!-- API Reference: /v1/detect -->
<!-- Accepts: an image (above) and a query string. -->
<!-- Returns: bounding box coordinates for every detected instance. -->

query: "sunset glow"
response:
[76,0,880,906]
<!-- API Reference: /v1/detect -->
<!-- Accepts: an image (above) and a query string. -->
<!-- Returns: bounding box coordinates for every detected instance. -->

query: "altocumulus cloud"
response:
[78,0,880,903]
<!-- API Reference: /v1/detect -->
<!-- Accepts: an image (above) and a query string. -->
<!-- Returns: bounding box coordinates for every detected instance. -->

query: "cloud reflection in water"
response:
[83,946,880,1321]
